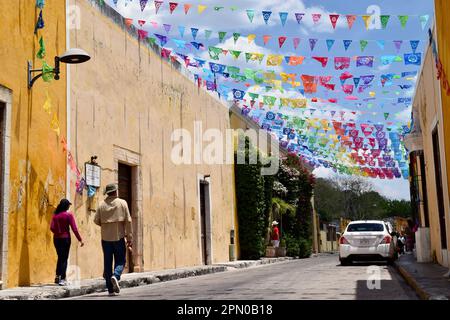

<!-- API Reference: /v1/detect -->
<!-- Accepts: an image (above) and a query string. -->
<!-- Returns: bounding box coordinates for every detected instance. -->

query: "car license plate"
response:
[360,239,370,245]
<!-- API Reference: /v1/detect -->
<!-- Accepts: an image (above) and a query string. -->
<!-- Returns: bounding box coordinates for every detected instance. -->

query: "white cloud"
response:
[395,108,412,122]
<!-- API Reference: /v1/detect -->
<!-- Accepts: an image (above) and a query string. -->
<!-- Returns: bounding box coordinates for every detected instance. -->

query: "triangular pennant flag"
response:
[184,3,191,14]
[178,26,185,37]
[140,0,149,12]
[205,30,212,40]
[138,19,146,27]
[191,28,199,40]
[346,15,356,29]
[362,15,371,30]
[309,39,318,51]
[198,5,207,14]
[37,36,46,59]
[393,40,403,53]
[376,40,385,50]
[169,2,178,14]
[295,13,305,24]
[326,39,335,51]
[137,29,148,40]
[248,34,256,44]
[312,14,322,24]
[154,1,163,14]
[263,35,271,45]
[329,14,339,29]
[343,40,352,51]
[230,50,242,59]
[380,15,390,29]
[51,113,60,136]
[34,10,44,34]
[150,21,158,28]
[214,6,224,11]
[279,12,288,27]
[398,15,409,28]
[353,77,360,87]
[410,40,420,53]
[360,40,368,52]
[154,33,167,46]
[384,113,389,120]
[293,38,300,49]
[262,11,272,25]
[163,24,171,34]
[233,32,240,44]
[247,9,255,23]
[218,31,227,43]
[278,36,287,48]
[124,18,133,29]
[420,15,430,30]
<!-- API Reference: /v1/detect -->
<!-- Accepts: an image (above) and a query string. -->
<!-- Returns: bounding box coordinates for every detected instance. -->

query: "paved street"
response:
[69,254,418,300]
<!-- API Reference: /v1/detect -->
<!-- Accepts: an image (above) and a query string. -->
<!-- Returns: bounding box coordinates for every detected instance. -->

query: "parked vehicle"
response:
[339,220,397,265]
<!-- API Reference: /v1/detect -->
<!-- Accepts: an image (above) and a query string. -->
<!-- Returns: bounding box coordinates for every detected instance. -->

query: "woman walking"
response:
[50,199,84,286]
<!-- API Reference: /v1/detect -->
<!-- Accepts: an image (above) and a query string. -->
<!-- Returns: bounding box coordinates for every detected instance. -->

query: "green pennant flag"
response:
[229,50,242,59]
[204,30,212,40]
[42,61,54,82]
[265,86,272,92]
[233,32,240,44]
[208,46,222,60]
[214,6,224,11]
[245,52,252,63]
[380,15,390,29]
[227,66,240,75]
[360,40,368,52]
[398,15,409,28]
[37,36,46,59]
[218,31,227,43]
[244,68,257,80]
[248,92,259,100]
[384,112,389,120]
[263,95,277,106]
[148,37,156,45]
[230,6,238,11]
[394,56,403,62]
[254,77,264,85]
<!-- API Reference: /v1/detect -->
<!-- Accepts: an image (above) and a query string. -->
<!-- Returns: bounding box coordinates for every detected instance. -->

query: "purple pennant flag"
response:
[356,56,374,67]
[374,124,384,132]
[295,13,305,24]
[140,0,149,12]
[154,33,168,46]
[309,39,318,51]
[163,24,171,34]
[393,40,403,53]
[360,75,375,85]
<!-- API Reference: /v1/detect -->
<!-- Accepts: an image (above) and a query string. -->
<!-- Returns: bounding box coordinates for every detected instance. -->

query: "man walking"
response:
[94,183,133,296]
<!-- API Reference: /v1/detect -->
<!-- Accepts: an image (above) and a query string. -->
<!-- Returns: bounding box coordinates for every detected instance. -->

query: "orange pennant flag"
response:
[263,35,271,45]
[184,3,192,14]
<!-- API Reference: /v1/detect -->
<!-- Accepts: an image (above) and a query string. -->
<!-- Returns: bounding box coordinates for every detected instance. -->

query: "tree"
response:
[332,175,373,220]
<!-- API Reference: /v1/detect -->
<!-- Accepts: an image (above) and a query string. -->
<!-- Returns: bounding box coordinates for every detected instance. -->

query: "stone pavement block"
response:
[394,254,450,300]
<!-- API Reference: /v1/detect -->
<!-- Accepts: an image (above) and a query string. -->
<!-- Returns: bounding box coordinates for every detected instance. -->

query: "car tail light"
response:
[380,235,391,244]
[339,236,349,245]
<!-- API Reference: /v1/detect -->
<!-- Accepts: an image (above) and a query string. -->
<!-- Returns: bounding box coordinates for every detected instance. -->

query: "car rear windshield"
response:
[347,223,384,232]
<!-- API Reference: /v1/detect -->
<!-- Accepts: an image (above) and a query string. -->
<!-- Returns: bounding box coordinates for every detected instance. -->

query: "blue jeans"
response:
[101,238,126,293]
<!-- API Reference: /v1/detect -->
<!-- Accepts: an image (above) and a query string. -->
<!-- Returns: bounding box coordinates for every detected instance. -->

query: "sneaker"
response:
[111,276,120,293]
[54,276,61,284]
[58,279,68,286]
[108,292,118,297]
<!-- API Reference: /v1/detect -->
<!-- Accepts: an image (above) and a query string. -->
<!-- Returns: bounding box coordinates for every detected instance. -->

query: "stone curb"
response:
[394,261,430,300]
[0,258,291,300]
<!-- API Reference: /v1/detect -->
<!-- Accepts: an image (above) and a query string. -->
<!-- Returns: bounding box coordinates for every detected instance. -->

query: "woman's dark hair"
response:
[54,199,72,214]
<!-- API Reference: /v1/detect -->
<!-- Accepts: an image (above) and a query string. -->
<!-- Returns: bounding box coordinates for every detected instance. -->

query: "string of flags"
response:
[112,0,430,31]
[103,0,427,179]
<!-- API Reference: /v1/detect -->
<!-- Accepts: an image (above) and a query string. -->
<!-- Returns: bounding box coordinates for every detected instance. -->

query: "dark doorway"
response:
[432,127,447,250]
[199,181,210,265]
[118,163,134,272]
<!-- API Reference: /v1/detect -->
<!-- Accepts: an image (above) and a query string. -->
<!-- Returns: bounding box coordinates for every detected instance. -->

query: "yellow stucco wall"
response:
[413,46,450,265]
[66,0,237,279]
[0,1,67,287]
[435,0,450,254]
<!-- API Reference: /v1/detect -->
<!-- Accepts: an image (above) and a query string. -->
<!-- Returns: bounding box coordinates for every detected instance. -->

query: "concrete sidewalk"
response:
[0,257,291,300]
[394,254,450,300]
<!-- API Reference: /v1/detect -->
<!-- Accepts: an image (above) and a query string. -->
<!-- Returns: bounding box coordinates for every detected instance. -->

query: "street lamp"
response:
[28,48,90,89]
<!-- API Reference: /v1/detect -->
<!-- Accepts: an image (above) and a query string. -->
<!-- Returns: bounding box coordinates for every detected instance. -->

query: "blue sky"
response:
[106,0,435,200]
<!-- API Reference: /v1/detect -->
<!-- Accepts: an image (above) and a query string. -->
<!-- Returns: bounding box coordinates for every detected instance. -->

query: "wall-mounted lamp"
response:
[28,48,91,89]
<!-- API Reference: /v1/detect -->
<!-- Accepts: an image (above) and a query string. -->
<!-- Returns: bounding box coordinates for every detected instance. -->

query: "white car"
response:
[339,220,396,265]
